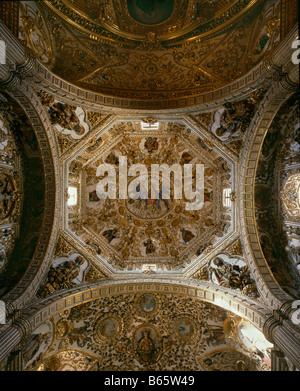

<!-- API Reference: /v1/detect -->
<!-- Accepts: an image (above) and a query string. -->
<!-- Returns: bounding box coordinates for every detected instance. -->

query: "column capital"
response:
[263,314,282,343]
[279,73,299,92]
[263,52,285,81]
[280,300,300,319]
[12,315,33,339]
[4,300,19,319]
[0,50,36,90]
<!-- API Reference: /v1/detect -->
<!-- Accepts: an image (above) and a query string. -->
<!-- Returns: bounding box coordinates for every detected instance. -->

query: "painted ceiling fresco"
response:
[17,0,281,104]
[19,293,272,371]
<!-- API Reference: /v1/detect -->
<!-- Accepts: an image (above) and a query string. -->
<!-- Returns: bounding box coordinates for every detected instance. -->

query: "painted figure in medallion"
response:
[144,239,156,255]
[144,137,159,154]
[181,229,195,243]
[102,228,118,244]
[139,294,156,313]
[137,330,156,364]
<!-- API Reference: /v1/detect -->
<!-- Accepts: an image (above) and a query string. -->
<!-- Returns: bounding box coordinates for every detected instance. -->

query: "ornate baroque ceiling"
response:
[17,0,281,104]
[22,292,272,371]
[31,88,266,302]
[65,119,234,273]
[0,0,299,374]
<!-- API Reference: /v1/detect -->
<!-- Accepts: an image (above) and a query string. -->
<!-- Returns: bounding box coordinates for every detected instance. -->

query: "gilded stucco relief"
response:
[21,293,271,371]
[35,89,110,156]
[18,1,54,68]
[0,0,298,374]
[192,89,267,155]
[65,120,234,273]
[17,0,281,103]
[0,112,22,281]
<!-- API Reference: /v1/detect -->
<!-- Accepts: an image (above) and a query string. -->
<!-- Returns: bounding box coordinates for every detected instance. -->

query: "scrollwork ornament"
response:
[192,267,209,281]
[54,236,74,256]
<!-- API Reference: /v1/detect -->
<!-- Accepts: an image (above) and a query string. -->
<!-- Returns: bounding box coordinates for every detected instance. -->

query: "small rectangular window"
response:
[223,188,232,207]
[0,300,5,324]
[0,40,6,65]
[68,186,78,206]
[141,121,159,130]
[142,264,157,273]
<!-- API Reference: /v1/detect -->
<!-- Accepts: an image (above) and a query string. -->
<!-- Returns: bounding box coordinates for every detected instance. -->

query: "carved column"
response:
[271,349,289,371]
[5,348,23,371]
[0,20,36,90]
[264,24,299,91]
[0,50,36,89]
[0,315,32,365]
[0,326,22,365]
[263,302,300,370]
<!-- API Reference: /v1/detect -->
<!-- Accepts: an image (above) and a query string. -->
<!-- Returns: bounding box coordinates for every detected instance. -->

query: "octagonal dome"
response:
[63,118,237,275]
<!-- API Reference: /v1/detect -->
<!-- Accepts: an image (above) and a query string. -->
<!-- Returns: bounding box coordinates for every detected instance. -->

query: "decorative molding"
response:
[20,279,273,333]
[224,239,243,257]
[30,58,272,113]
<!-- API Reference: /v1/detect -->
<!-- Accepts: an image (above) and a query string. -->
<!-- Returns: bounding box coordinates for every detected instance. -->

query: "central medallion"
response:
[127,0,174,25]
[125,174,175,220]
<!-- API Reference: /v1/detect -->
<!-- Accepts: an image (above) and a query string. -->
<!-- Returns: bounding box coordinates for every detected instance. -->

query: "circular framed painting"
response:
[93,315,122,343]
[135,293,160,317]
[173,316,199,342]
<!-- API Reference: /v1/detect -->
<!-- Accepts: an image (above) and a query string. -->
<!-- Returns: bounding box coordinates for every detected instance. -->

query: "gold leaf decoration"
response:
[192,267,209,281]
[56,133,75,155]
[225,239,243,257]
[87,112,108,128]
[193,113,214,129]
[85,265,106,282]
[54,236,74,256]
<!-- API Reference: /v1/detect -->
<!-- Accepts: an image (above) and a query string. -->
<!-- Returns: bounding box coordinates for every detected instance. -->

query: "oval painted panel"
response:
[127,0,174,25]
[99,318,119,338]
[175,318,196,339]
[138,294,157,313]
[93,316,122,343]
